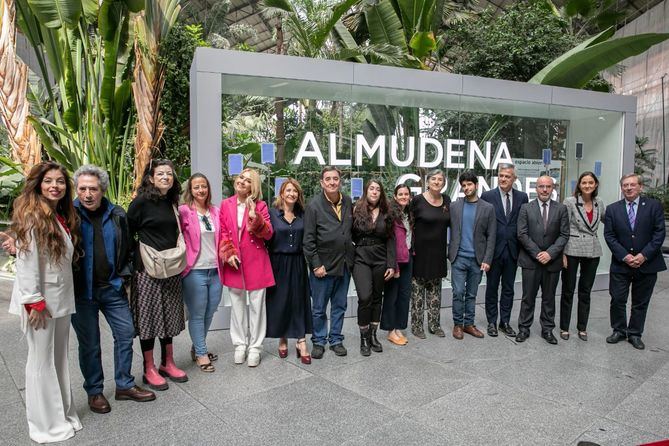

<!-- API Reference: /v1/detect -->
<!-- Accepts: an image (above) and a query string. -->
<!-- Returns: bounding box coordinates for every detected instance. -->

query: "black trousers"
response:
[485,247,517,325]
[353,260,387,326]
[381,259,412,330]
[560,256,600,332]
[518,266,559,334]
[609,271,657,337]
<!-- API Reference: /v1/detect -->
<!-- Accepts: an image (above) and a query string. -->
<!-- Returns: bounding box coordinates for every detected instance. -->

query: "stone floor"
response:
[1,272,669,446]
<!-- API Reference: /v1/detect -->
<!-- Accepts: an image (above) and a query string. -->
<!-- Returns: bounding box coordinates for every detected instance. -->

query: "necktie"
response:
[628,202,636,230]
[505,193,511,218]
[542,202,548,231]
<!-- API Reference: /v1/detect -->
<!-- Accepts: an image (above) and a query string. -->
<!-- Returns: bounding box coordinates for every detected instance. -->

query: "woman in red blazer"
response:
[218,168,274,367]
[179,173,223,373]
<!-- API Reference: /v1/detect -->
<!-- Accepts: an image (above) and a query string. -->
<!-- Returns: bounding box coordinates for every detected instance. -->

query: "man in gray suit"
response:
[516,175,569,344]
[448,171,496,339]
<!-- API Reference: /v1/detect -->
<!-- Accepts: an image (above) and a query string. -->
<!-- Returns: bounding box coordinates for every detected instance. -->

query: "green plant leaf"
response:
[124,0,144,13]
[312,0,360,52]
[262,0,294,13]
[408,30,436,58]
[27,0,82,28]
[365,0,407,50]
[333,20,366,63]
[530,31,669,88]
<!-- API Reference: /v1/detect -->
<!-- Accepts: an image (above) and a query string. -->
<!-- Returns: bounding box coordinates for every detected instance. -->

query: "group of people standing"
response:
[6,160,666,444]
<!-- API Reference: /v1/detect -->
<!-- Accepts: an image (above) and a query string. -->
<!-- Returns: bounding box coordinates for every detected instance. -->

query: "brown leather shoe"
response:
[115,385,156,402]
[88,393,111,414]
[463,325,485,338]
[452,325,464,340]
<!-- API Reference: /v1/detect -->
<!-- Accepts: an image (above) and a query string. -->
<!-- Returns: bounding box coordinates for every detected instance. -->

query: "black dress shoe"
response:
[542,331,558,345]
[515,331,529,343]
[487,323,498,337]
[606,331,627,344]
[329,344,348,356]
[628,336,645,350]
[311,344,325,359]
[499,323,517,337]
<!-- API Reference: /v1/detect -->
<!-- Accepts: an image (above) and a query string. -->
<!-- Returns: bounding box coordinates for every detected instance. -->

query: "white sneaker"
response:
[234,349,247,364]
[247,352,261,367]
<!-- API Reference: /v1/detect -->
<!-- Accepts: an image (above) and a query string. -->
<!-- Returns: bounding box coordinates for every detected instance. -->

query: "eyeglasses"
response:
[201,215,212,231]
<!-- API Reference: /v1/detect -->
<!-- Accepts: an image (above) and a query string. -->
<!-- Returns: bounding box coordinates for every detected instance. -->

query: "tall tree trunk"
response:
[0,0,41,174]
[274,20,286,165]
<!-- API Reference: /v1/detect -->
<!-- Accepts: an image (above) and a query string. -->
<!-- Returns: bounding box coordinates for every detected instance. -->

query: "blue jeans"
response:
[310,268,350,346]
[451,256,483,326]
[71,285,135,395]
[182,268,223,357]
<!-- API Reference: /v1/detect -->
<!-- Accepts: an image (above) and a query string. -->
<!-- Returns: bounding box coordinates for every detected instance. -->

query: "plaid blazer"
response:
[563,196,605,258]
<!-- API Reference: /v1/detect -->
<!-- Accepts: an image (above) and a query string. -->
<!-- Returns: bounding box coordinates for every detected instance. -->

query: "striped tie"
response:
[628,202,636,230]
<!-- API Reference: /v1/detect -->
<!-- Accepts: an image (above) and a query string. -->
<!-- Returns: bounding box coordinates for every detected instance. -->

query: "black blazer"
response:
[303,192,354,276]
[481,187,529,260]
[604,196,667,274]
[517,199,569,272]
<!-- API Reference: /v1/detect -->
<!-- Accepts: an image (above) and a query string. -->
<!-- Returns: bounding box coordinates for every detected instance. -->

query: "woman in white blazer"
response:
[560,171,606,342]
[9,162,82,443]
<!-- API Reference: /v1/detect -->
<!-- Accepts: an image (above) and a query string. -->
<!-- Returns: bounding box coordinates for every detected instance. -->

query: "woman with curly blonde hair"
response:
[9,161,82,443]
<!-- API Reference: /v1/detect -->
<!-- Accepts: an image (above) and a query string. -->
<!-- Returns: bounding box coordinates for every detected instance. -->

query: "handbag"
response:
[138,205,187,279]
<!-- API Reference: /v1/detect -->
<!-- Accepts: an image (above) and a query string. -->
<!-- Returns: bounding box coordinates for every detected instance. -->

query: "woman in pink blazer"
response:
[179,173,223,373]
[218,168,274,367]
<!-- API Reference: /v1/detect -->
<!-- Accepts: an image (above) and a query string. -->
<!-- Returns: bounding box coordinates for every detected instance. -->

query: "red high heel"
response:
[278,338,288,358]
[296,339,311,365]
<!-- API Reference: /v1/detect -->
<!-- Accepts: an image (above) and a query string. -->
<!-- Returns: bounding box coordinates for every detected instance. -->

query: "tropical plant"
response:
[132,0,181,191]
[11,0,145,202]
[537,0,627,37]
[0,0,41,174]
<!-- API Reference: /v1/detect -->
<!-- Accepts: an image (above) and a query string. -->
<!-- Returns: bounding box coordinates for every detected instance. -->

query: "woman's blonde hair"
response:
[238,168,263,201]
[272,178,305,213]
[11,161,81,263]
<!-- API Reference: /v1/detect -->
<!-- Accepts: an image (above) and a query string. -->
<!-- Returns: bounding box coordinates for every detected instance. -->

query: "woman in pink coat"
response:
[218,168,274,367]
[179,173,223,373]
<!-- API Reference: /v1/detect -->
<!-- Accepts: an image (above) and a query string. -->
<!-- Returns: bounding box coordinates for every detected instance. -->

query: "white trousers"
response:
[25,315,82,443]
[228,288,267,354]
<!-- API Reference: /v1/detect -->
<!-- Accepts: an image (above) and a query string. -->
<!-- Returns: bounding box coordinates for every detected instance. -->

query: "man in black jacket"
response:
[71,165,155,413]
[303,166,354,358]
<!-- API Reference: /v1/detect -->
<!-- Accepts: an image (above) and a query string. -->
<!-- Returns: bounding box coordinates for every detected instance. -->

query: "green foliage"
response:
[158,22,207,180]
[443,3,580,82]
[15,0,140,203]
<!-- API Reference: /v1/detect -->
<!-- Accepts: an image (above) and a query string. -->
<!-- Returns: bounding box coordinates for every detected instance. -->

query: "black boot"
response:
[360,327,371,356]
[370,324,383,352]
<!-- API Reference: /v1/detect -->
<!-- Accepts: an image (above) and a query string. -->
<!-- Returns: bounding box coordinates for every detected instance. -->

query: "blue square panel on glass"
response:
[228,154,243,176]
[274,177,287,197]
[351,178,363,199]
[594,161,602,177]
[542,148,552,166]
[261,142,276,164]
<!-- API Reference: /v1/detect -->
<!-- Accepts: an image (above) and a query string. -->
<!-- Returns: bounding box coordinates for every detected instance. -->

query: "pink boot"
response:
[159,344,189,383]
[142,350,168,391]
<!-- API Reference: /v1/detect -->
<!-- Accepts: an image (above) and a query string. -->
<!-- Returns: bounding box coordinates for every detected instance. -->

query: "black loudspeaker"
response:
[575,142,583,160]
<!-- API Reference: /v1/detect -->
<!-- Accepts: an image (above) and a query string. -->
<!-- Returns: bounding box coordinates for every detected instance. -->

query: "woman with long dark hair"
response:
[351,179,395,356]
[410,169,451,339]
[381,184,413,346]
[266,179,312,364]
[128,159,187,390]
[179,173,223,372]
[10,161,82,443]
[560,171,605,341]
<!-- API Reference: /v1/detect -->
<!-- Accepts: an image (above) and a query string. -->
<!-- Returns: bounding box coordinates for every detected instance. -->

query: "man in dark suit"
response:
[516,175,569,344]
[448,171,496,339]
[481,163,529,337]
[303,166,355,358]
[604,173,666,350]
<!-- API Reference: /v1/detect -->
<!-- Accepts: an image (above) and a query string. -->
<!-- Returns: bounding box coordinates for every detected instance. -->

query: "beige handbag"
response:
[138,205,187,279]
